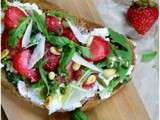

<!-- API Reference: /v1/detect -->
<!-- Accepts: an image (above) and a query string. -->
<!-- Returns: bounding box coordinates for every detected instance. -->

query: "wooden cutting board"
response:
[2,0,150,120]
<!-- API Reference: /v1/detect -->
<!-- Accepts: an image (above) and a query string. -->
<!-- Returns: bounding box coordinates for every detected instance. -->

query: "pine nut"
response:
[72,63,81,71]
[50,47,60,55]
[104,69,116,78]
[85,75,96,84]
[1,49,9,59]
[48,72,56,80]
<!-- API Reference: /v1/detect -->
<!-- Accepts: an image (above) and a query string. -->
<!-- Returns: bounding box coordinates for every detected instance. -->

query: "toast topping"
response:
[1,1,135,114]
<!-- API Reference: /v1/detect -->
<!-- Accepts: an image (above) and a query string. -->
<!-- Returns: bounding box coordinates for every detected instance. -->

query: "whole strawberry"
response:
[127,0,158,35]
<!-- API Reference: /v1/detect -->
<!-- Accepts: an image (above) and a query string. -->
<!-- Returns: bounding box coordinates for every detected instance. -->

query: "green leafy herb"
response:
[97,78,107,88]
[77,46,93,58]
[32,11,48,36]
[1,0,9,11]
[72,108,88,120]
[49,81,59,95]
[59,46,75,75]
[109,28,131,51]
[106,28,133,91]
[107,78,120,92]
[37,59,50,95]
[29,35,38,47]
[47,35,71,47]
[9,17,30,48]
[32,79,46,99]
[141,50,157,62]
[47,10,75,22]
[47,34,92,57]
[7,72,26,86]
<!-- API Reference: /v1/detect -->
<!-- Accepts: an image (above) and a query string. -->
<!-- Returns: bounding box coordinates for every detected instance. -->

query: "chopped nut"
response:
[50,47,60,55]
[1,49,9,59]
[104,69,116,78]
[72,63,81,71]
[48,72,56,80]
[85,75,96,85]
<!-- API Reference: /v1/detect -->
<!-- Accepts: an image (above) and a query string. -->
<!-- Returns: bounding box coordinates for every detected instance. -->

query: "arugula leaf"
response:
[32,79,45,89]
[47,34,92,57]
[32,11,48,36]
[77,46,93,58]
[58,46,75,75]
[1,0,9,11]
[106,29,133,91]
[28,35,38,47]
[47,10,75,22]
[47,35,71,47]
[9,17,30,48]
[37,59,50,95]
[141,50,157,62]
[109,28,130,51]
[107,78,120,92]
[72,108,88,120]
[7,72,26,86]
[49,81,59,95]
[32,79,46,99]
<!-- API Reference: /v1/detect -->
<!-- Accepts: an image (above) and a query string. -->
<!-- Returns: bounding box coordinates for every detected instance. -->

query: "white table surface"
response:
[93,0,159,120]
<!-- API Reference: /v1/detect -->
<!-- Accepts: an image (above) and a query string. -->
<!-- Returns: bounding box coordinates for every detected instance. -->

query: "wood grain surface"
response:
[2,0,150,120]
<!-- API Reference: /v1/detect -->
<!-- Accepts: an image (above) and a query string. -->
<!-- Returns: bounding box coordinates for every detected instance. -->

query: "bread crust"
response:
[1,0,136,114]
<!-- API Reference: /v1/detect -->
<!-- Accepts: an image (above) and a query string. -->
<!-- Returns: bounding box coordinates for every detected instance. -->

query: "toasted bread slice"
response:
[1,0,136,114]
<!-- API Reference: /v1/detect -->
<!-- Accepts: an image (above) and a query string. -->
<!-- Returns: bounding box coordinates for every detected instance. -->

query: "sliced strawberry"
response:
[66,61,82,81]
[63,27,80,44]
[44,43,60,71]
[1,30,22,56]
[82,82,95,89]
[82,75,96,89]
[12,50,39,82]
[17,39,23,50]
[4,6,26,29]
[85,36,110,62]
[1,30,9,50]
[73,70,82,80]
[45,15,62,33]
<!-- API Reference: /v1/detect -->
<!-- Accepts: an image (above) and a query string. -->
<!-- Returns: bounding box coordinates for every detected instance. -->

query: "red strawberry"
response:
[85,36,110,62]
[44,43,60,71]
[82,82,95,89]
[1,30,22,56]
[63,27,80,44]
[82,75,96,89]
[45,15,62,33]
[1,30,9,50]
[13,50,39,82]
[66,61,82,81]
[127,1,158,35]
[4,6,27,29]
